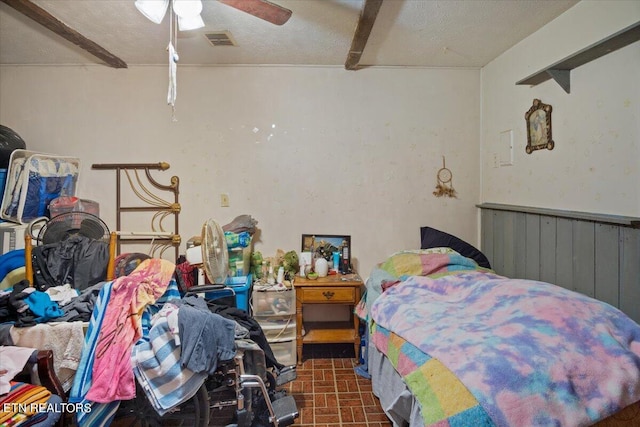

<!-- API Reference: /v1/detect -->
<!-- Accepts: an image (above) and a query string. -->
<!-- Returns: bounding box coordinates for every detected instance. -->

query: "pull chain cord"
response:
[167,7,179,121]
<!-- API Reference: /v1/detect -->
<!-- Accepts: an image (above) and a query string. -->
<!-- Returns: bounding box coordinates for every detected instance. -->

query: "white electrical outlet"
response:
[220,194,230,207]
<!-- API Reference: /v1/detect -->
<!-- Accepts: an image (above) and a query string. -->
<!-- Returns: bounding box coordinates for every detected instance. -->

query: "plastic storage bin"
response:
[1,150,79,224]
[252,287,297,365]
[228,239,252,277]
[251,288,295,316]
[49,196,99,218]
[224,274,253,313]
[0,222,27,254]
[257,315,296,341]
[270,339,296,366]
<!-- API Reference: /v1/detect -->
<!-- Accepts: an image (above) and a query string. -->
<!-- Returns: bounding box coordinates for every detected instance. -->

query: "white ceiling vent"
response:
[204,31,237,47]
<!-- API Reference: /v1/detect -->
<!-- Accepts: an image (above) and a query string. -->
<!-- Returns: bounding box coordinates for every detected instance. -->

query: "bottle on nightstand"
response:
[340,245,350,274]
[267,262,275,285]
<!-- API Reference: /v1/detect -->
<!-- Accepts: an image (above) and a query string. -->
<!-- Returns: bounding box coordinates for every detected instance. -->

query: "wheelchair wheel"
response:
[112,383,210,427]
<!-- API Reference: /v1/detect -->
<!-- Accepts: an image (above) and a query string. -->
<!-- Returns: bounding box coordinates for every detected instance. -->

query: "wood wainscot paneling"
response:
[478,203,640,323]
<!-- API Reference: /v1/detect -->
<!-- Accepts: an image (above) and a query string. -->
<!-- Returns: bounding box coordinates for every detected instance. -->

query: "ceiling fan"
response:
[135,0,292,29]
[0,0,291,70]
[133,0,292,115]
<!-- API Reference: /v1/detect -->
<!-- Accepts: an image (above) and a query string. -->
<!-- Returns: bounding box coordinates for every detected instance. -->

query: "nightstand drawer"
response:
[301,287,355,303]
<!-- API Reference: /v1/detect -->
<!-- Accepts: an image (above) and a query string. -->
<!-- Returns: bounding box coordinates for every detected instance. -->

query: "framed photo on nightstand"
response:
[301,234,349,257]
[301,234,351,272]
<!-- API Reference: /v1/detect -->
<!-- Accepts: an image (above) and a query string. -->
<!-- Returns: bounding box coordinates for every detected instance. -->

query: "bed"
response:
[359,228,640,427]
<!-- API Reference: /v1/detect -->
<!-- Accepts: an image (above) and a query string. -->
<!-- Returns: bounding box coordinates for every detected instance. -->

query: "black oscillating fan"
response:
[31,212,110,246]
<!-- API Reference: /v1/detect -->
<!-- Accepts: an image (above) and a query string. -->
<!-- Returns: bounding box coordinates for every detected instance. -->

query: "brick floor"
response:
[281,343,392,427]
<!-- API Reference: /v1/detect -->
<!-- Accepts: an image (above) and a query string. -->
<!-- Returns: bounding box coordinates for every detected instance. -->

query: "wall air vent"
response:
[204,31,237,47]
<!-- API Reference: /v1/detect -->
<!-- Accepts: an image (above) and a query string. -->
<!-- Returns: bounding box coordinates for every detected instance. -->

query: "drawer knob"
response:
[322,291,335,300]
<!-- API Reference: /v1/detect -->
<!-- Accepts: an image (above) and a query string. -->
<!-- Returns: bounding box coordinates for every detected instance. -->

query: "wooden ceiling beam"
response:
[1,0,127,68]
[345,0,383,70]
[218,0,292,26]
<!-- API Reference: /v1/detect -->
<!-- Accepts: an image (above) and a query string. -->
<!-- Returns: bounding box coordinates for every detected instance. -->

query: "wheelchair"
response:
[112,284,299,427]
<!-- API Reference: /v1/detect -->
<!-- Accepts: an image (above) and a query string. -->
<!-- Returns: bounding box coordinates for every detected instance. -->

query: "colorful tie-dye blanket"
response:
[378,249,482,278]
[356,249,484,322]
[370,261,640,427]
[372,323,495,426]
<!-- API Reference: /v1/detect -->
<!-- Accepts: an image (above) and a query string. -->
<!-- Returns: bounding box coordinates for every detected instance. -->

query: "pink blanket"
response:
[85,258,175,403]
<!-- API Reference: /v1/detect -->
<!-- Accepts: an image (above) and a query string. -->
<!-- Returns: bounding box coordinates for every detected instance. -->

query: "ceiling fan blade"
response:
[218,0,292,26]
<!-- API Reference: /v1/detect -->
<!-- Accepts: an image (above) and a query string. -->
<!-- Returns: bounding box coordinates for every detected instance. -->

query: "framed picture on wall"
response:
[301,234,351,261]
[525,98,555,154]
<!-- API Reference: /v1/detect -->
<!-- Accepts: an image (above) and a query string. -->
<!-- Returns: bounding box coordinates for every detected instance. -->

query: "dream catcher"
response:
[433,156,457,198]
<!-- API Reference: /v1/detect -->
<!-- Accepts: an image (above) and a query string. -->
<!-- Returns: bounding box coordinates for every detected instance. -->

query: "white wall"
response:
[0,65,481,277]
[481,1,640,217]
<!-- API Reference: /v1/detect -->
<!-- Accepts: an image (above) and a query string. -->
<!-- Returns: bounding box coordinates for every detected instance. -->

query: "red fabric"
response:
[381,280,401,292]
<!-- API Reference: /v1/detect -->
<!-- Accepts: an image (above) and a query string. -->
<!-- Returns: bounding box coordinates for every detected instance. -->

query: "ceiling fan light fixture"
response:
[178,14,205,31]
[172,0,203,18]
[135,0,169,24]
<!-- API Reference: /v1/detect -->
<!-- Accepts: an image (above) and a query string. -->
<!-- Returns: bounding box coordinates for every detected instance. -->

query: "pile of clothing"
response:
[0,280,64,327]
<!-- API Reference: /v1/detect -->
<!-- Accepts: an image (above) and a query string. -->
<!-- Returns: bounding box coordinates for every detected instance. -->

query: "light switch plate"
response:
[499,130,514,166]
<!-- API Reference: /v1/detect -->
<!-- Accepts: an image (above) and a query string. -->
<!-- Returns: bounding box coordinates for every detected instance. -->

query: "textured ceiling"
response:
[0,0,580,68]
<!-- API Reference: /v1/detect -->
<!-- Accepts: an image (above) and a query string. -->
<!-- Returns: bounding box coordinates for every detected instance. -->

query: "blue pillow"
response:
[420,226,491,269]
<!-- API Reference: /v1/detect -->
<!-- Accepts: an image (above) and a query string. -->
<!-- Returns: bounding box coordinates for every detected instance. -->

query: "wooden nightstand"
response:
[294,272,363,364]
